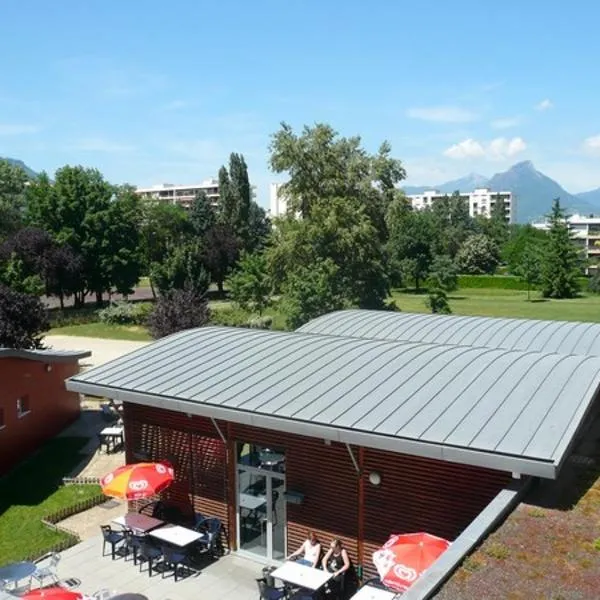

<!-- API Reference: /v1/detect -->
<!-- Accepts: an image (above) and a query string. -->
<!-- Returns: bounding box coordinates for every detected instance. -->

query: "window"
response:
[17,396,30,418]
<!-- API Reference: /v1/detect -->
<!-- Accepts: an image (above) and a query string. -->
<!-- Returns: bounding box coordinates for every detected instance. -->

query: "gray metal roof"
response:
[298,310,600,357]
[0,347,91,362]
[66,326,600,478]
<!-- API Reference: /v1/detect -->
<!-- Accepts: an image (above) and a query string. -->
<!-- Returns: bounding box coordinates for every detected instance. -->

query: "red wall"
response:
[0,358,81,476]
[124,403,512,572]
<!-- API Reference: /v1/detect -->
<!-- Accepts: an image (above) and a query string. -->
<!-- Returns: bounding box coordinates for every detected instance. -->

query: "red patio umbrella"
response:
[22,589,83,600]
[372,532,451,592]
[100,461,174,500]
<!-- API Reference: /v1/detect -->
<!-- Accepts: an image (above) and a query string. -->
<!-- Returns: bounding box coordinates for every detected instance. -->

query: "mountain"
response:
[576,187,600,207]
[403,161,599,223]
[403,173,489,195]
[0,157,38,179]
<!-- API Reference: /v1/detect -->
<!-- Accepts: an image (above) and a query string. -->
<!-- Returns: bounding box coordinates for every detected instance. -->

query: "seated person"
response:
[322,539,351,598]
[287,531,321,567]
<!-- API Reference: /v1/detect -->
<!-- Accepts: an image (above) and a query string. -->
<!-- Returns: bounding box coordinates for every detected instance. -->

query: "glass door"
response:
[236,443,286,561]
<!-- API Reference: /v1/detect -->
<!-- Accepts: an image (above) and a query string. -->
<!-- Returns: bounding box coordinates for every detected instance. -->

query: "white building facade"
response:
[269,182,288,218]
[136,179,220,209]
[532,214,600,268]
[407,188,514,223]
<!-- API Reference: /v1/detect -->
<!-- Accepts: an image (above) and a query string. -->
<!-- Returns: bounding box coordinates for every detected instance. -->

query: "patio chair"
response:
[91,589,112,600]
[195,517,223,558]
[160,544,195,582]
[123,529,145,564]
[256,577,288,600]
[31,552,61,587]
[100,525,126,559]
[137,539,163,577]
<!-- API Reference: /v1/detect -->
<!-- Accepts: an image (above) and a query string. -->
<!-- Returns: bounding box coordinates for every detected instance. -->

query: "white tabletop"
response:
[240,493,266,511]
[149,524,203,547]
[100,426,124,436]
[271,561,332,591]
[351,585,399,599]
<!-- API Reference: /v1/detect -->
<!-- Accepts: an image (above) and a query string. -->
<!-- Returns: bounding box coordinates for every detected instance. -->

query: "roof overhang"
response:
[0,348,91,363]
[66,379,558,478]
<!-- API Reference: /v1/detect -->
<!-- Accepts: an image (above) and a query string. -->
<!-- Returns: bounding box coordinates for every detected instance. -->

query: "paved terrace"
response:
[56,536,260,600]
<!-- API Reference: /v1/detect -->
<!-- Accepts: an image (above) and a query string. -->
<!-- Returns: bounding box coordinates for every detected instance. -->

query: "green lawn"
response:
[391,288,600,322]
[49,322,152,341]
[0,437,102,565]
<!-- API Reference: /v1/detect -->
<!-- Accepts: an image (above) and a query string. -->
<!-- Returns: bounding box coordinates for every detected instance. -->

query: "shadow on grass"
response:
[528,298,549,303]
[448,296,467,301]
[0,437,89,518]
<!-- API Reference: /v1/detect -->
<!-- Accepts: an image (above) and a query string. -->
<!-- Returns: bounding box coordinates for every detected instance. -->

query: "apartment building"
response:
[532,214,600,268]
[407,188,514,223]
[269,182,288,218]
[136,179,220,209]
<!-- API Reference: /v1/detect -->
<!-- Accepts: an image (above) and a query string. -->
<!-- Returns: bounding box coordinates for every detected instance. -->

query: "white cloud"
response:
[535,99,553,111]
[490,117,520,130]
[72,137,136,153]
[0,123,39,135]
[444,137,527,160]
[583,135,600,156]
[406,106,478,123]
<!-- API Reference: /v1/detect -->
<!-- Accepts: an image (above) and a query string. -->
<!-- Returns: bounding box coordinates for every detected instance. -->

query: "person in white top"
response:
[286,531,321,567]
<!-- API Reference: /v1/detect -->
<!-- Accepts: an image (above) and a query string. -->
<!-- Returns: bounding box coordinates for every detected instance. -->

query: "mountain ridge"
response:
[402,161,600,223]
[0,156,38,179]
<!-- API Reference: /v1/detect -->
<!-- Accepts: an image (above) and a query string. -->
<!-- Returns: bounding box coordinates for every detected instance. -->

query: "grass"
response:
[48,322,152,341]
[0,437,102,565]
[391,287,600,323]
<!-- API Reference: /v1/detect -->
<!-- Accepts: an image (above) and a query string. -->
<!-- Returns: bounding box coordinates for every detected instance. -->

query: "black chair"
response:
[195,517,223,558]
[100,525,125,559]
[160,544,196,581]
[123,529,145,564]
[256,577,287,600]
[137,539,163,577]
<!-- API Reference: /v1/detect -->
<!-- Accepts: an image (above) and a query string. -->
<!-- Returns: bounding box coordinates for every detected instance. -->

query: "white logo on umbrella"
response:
[102,473,114,485]
[128,480,149,491]
[393,564,417,582]
[156,464,166,474]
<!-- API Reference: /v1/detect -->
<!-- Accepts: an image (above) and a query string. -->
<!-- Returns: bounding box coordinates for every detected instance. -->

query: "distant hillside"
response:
[403,161,600,222]
[0,157,38,179]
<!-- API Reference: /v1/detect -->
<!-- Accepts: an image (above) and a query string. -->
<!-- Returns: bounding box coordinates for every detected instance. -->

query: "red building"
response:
[66,313,600,587]
[0,348,90,476]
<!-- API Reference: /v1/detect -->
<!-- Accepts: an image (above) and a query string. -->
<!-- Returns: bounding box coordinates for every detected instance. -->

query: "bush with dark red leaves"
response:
[0,284,49,349]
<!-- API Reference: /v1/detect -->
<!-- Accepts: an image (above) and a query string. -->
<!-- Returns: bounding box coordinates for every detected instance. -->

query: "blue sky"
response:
[2,0,600,205]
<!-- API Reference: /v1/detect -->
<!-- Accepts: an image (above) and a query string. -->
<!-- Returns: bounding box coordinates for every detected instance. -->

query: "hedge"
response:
[458,275,588,290]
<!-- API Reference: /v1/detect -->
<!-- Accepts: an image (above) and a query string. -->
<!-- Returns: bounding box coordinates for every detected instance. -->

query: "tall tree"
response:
[190,190,215,237]
[429,191,475,258]
[503,224,547,274]
[227,252,272,315]
[456,234,500,274]
[268,122,405,235]
[515,242,542,301]
[150,241,209,297]
[246,201,271,253]
[203,224,240,295]
[43,245,83,309]
[540,199,581,298]
[0,285,49,349]
[0,159,28,239]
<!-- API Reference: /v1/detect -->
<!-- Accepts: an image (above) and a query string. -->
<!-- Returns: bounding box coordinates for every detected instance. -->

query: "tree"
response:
[429,191,475,258]
[203,224,240,295]
[0,285,49,348]
[0,254,44,295]
[268,196,389,309]
[190,190,215,237]
[456,234,500,274]
[540,199,581,298]
[503,224,548,274]
[281,259,346,329]
[148,287,210,339]
[227,252,271,315]
[43,245,83,309]
[0,159,28,240]
[269,122,405,234]
[427,255,458,292]
[246,201,271,253]
[387,202,435,290]
[425,288,451,314]
[150,241,209,297]
[588,268,600,294]
[139,200,191,296]
[515,242,542,301]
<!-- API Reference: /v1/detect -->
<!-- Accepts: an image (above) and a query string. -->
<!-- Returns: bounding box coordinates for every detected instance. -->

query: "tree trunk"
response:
[217,280,224,297]
[95,290,103,306]
[150,278,157,299]
[59,293,64,310]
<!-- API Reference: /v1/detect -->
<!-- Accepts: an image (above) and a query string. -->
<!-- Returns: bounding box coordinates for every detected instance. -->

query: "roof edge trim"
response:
[0,348,91,362]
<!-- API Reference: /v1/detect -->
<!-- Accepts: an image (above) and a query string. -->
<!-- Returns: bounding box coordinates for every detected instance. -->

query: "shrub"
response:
[209,306,252,328]
[97,301,153,325]
[247,316,273,329]
[147,289,210,339]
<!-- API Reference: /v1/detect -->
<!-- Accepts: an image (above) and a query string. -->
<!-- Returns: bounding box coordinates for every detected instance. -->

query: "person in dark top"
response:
[322,538,351,598]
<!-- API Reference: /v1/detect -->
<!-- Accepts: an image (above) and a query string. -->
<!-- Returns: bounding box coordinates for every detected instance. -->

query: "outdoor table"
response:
[239,493,266,511]
[149,524,203,547]
[271,561,332,591]
[99,426,124,453]
[351,584,399,599]
[0,561,36,589]
[112,512,165,533]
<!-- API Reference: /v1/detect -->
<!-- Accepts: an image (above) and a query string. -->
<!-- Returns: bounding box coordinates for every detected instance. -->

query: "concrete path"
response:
[44,335,149,368]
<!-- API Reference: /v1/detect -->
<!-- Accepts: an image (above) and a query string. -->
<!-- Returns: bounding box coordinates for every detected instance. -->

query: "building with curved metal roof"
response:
[298,310,600,357]
[67,325,600,478]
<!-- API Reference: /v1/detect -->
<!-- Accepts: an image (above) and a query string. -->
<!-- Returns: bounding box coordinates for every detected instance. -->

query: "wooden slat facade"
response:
[123,403,511,573]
